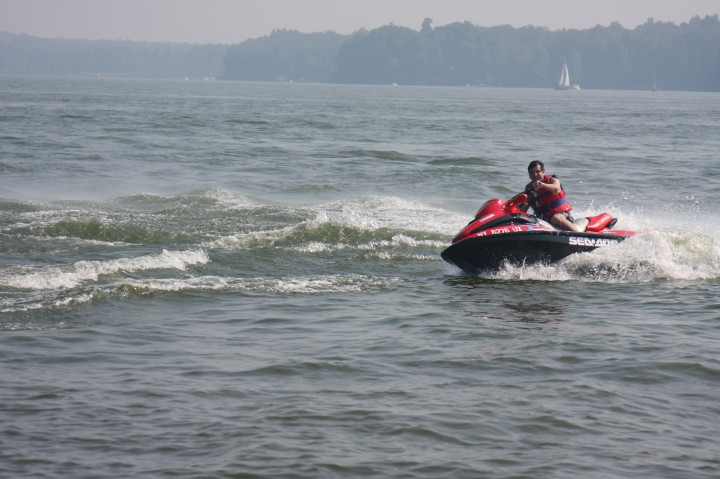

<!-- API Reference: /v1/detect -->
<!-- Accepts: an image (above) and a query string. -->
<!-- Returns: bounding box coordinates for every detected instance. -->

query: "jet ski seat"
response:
[585,213,615,232]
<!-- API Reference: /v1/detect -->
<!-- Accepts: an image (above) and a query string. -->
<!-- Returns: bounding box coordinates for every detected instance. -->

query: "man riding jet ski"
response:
[441,161,636,273]
[521,160,583,232]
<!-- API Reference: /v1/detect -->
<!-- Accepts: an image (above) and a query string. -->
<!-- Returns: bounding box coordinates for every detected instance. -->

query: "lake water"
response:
[1,76,719,478]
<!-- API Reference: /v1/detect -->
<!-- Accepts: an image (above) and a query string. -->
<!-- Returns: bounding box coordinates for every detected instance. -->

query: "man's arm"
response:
[532,176,562,194]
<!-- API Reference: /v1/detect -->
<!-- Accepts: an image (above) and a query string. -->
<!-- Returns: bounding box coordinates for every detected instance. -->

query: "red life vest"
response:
[525,174,573,219]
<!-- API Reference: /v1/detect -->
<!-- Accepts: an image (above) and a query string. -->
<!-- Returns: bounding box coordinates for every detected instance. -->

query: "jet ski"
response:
[441,193,637,273]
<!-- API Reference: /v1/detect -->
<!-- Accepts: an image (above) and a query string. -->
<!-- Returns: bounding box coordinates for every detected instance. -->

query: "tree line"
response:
[0,32,227,79]
[224,15,720,91]
[2,15,719,91]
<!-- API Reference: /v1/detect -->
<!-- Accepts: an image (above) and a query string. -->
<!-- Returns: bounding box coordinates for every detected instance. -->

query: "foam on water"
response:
[1,194,455,315]
[202,195,458,252]
[113,187,265,212]
[317,196,461,235]
[116,273,402,295]
[481,226,720,283]
[2,271,402,315]
[2,249,210,290]
[201,225,297,250]
[291,235,445,256]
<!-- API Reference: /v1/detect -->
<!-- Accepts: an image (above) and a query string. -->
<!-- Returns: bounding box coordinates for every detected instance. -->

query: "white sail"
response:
[558,62,570,89]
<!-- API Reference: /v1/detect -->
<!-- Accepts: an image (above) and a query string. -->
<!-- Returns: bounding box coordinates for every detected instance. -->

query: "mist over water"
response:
[1,77,719,478]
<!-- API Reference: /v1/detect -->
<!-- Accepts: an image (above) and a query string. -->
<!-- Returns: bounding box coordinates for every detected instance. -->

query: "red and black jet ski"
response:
[441,194,637,273]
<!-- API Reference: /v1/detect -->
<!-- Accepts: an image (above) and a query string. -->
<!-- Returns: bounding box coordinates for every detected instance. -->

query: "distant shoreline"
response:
[2,15,719,92]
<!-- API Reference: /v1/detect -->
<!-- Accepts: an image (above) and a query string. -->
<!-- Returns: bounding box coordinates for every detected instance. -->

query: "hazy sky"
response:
[2,0,718,44]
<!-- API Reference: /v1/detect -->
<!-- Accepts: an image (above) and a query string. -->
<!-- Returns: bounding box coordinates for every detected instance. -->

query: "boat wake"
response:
[475,226,720,283]
[0,191,456,319]
[4,190,718,322]
[201,195,452,258]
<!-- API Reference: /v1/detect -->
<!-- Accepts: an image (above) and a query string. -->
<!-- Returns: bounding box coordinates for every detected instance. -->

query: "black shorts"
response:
[561,212,575,223]
[542,211,574,223]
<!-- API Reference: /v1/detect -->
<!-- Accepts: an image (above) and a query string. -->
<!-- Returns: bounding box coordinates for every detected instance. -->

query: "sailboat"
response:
[555,62,581,90]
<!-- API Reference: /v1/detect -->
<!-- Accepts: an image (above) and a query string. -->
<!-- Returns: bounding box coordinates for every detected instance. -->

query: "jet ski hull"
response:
[441,230,630,273]
[441,195,636,273]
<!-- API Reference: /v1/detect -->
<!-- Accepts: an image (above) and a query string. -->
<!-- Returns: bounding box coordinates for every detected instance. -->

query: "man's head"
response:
[527,160,545,182]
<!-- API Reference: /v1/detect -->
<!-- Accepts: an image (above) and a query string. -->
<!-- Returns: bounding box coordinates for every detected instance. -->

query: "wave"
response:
[11,188,718,294]
[336,149,412,162]
[2,249,209,290]
[291,234,445,254]
[116,273,401,295]
[428,155,494,166]
[1,189,279,246]
[0,272,400,317]
[5,191,457,245]
[201,196,457,253]
[112,187,264,211]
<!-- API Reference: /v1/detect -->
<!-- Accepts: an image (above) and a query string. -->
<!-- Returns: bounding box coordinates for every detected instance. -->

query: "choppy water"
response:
[1,76,720,478]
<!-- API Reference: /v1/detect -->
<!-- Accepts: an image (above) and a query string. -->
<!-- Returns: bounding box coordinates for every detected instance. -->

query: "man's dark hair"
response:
[528,160,545,172]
